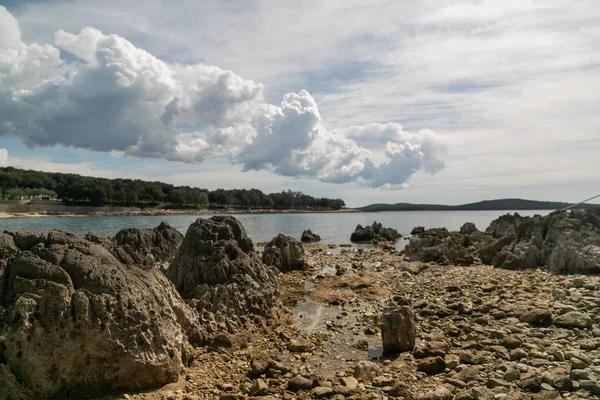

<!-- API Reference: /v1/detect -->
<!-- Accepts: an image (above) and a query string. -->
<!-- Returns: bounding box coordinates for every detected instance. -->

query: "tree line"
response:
[0,167,346,210]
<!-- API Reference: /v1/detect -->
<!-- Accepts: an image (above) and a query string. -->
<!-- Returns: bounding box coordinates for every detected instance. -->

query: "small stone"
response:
[338,376,358,391]
[388,382,409,398]
[553,311,592,328]
[373,375,396,387]
[504,364,521,382]
[353,339,369,351]
[417,386,452,400]
[517,376,541,393]
[553,375,573,392]
[509,348,528,361]
[417,356,446,374]
[579,379,600,396]
[499,336,522,349]
[570,357,588,370]
[313,386,334,398]
[519,309,552,327]
[455,367,483,383]
[287,375,313,392]
[487,378,510,388]
[571,278,585,288]
[250,353,272,376]
[287,338,310,353]
[353,360,381,380]
[250,379,269,396]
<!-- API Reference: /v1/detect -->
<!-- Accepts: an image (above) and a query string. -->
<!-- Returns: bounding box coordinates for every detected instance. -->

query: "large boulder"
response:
[301,229,321,242]
[351,222,401,243]
[0,230,200,399]
[263,234,306,272]
[166,216,280,334]
[379,303,416,353]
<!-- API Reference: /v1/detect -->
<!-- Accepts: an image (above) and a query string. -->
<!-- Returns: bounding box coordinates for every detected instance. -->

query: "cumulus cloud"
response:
[0,148,8,166]
[0,6,447,188]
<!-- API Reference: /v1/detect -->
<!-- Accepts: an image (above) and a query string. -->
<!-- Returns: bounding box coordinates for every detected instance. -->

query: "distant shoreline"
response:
[0,207,570,220]
[0,208,360,219]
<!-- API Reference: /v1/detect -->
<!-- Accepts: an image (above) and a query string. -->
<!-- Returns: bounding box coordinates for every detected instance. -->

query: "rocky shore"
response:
[1,210,599,399]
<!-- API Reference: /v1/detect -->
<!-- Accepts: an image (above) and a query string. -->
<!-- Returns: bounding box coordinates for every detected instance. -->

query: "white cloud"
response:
[0,6,447,189]
[0,148,8,166]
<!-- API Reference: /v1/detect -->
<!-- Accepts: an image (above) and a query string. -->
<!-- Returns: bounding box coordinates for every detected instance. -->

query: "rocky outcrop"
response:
[166,216,280,334]
[405,223,491,266]
[484,210,600,274]
[406,209,600,274]
[0,229,200,399]
[351,222,401,243]
[301,229,321,242]
[263,234,306,272]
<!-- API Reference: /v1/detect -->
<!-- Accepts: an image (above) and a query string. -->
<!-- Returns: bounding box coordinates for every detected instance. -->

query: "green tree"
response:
[0,171,22,200]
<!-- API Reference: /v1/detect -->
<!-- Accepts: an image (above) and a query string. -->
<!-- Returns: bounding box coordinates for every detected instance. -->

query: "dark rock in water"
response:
[379,304,416,353]
[411,226,425,235]
[301,229,321,242]
[0,229,200,399]
[166,216,280,334]
[263,234,306,272]
[351,221,401,243]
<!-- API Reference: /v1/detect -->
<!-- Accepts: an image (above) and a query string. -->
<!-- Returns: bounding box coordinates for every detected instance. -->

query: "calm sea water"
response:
[0,210,550,246]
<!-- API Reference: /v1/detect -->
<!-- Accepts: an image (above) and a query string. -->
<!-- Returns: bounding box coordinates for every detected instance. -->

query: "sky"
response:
[0,0,598,207]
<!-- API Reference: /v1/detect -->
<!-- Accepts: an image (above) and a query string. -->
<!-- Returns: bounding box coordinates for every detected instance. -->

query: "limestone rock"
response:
[166,216,280,334]
[262,234,306,272]
[0,230,200,399]
[553,311,593,328]
[379,305,416,353]
[405,226,490,266]
[110,222,184,267]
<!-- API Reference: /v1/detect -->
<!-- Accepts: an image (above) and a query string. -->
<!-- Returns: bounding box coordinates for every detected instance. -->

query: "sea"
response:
[0,210,551,248]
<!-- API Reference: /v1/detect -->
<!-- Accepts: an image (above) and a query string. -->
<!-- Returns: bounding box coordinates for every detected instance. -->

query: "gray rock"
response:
[504,363,521,382]
[262,234,306,272]
[579,380,600,396]
[553,311,593,328]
